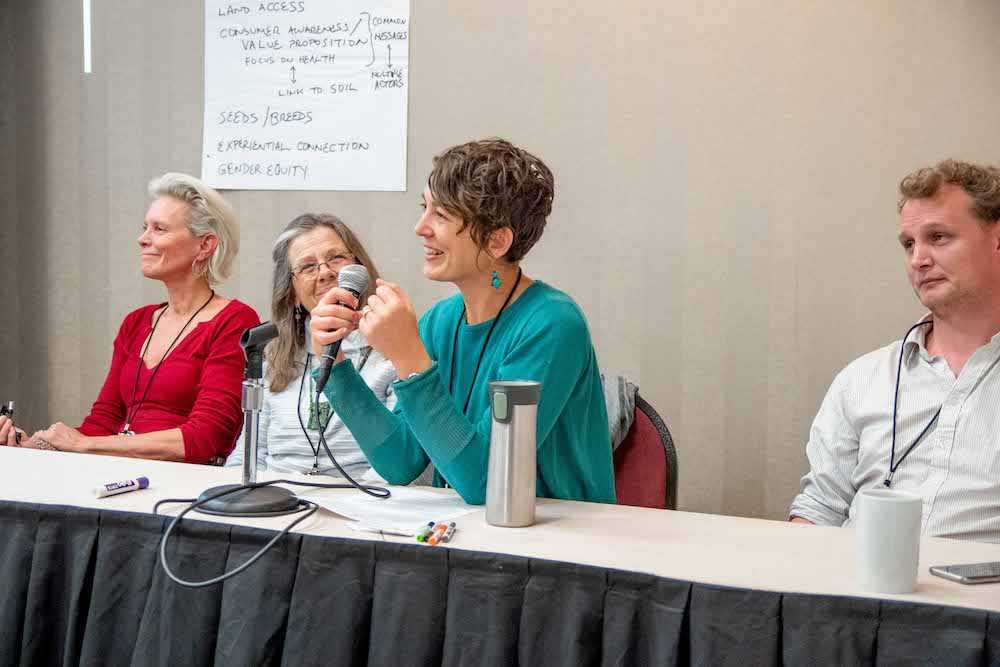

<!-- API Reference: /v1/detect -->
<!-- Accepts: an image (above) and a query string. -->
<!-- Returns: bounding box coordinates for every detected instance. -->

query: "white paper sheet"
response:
[202,0,410,191]
[299,486,479,536]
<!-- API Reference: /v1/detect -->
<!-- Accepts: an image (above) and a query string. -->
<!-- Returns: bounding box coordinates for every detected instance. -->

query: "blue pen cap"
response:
[136,476,150,490]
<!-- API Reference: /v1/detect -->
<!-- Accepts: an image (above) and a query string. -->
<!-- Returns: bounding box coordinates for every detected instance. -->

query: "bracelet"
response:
[404,368,432,382]
[34,438,57,451]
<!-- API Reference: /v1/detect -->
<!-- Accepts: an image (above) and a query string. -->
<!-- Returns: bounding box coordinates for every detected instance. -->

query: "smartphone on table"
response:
[929,562,1000,584]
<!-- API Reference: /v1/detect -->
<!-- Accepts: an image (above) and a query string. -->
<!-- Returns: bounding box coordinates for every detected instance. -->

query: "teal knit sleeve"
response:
[391,365,488,502]
[392,303,600,505]
[316,359,429,484]
[318,295,611,505]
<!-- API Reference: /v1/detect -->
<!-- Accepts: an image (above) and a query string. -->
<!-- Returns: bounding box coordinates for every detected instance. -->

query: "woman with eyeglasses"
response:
[225,214,397,478]
[0,173,259,462]
[309,139,616,504]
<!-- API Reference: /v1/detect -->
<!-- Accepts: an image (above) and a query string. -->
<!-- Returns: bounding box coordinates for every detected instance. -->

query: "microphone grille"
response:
[337,263,370,296]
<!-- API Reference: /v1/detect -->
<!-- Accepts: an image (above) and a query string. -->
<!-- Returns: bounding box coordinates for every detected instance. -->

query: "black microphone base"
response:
[194,484,303,517]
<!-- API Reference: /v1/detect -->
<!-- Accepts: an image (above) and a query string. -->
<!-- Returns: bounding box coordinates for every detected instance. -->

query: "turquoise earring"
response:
[490,270,502,290]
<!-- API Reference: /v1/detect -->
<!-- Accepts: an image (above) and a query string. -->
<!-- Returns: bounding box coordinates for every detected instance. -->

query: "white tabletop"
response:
[3,447,1000,613]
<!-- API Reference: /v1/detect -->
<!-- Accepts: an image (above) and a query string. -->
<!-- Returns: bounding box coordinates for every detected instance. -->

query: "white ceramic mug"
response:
[855,488,922,594]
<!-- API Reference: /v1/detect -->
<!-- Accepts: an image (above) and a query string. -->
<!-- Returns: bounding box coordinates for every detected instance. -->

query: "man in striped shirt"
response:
[790,160,1000,543]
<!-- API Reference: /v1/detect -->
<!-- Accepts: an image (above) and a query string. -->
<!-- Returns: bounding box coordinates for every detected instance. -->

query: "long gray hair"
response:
[266,214,381,393]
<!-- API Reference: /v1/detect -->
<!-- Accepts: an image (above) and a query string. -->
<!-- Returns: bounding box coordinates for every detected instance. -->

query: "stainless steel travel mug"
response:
[486,380,541,527]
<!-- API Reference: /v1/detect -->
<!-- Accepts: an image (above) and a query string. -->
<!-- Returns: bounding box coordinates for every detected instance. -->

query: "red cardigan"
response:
[78,300,260,463]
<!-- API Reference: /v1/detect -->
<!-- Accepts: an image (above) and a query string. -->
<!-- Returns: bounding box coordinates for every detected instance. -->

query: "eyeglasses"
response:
[293,253,356,278]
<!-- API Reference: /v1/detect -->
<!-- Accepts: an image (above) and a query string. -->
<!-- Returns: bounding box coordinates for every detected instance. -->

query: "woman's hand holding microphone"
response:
[310,279,432,379]
[309,286,362,362]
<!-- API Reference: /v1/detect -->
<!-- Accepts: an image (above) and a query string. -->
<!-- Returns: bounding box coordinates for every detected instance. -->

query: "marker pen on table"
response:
[426,523,449,546]
[94,476,149,498]
[441,522,457,543]
[415,521,435,542]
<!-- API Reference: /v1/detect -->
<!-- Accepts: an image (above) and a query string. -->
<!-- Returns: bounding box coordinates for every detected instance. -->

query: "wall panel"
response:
[5,1,1000,519]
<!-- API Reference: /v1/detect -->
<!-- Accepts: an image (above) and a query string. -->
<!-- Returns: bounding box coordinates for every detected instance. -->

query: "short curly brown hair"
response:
[427,138,555,262]
[898,159,1000,223]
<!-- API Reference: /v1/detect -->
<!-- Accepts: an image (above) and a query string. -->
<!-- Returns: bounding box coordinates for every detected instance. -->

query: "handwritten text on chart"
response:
[202,1,410,191]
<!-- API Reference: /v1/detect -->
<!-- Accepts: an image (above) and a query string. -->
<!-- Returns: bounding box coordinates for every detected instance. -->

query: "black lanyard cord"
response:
[885,320,940,487]
[296,347,372,461]
[122,291,215,434]
[291,345,388,498]
[448,268,522,415]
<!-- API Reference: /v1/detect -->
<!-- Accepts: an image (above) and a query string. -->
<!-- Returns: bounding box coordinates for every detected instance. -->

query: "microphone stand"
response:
[195,323,302,517]
[241,373,264,486]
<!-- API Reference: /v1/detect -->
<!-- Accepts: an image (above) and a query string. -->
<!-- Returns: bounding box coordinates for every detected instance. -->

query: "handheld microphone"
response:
[315,264,370,394]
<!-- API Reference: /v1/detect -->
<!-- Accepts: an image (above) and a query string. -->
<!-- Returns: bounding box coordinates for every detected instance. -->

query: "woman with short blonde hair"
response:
[147,172,240,285]
[0,172,259,462]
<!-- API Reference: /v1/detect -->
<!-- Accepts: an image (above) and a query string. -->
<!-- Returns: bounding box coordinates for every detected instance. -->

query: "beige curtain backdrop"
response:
[3,1,1000,520]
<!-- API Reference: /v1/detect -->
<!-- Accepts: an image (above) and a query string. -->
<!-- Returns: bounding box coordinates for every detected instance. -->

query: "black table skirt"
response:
[1,501,999,666]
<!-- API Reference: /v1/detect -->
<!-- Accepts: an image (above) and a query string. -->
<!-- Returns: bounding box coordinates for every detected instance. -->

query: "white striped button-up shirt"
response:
[790,319,1000,543]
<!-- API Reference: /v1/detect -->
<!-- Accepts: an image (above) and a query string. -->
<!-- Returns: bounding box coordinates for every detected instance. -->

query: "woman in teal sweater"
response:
[310,139,615,505]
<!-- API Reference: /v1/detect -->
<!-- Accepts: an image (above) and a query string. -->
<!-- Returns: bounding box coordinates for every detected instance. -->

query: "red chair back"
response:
[614,396,677,509]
